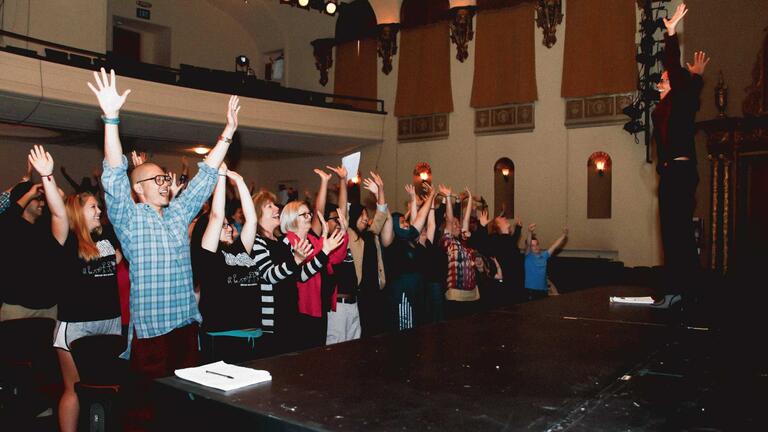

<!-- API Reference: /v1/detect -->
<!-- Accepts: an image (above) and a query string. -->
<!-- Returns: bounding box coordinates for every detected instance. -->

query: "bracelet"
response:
[101,115,120,125]
[218,135,233,144]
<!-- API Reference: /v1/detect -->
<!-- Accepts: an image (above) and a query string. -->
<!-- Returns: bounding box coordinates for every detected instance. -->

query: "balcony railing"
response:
[0,30,385,115]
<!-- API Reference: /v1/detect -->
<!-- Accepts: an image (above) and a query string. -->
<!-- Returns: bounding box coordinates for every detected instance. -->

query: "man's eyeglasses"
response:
[298,212,312,219]
[136,174,172,186]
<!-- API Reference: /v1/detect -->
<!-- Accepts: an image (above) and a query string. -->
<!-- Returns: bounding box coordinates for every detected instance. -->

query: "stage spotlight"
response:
[636,51,663,66]
[641,17,665,34]
[325,0,337,15]
[298,0,309,7]
[623,120,644,134]
[622,102,643,120]
[236,55,250,68]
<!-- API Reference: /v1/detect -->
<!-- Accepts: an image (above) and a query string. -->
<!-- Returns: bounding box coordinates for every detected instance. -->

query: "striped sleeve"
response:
[299,251,328,282]
[252,237,298,284]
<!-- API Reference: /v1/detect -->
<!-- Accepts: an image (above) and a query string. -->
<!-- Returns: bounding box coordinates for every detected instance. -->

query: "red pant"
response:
[130,323,199,379]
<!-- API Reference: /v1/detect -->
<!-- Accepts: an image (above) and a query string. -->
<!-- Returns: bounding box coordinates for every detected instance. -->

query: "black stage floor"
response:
[157,285,768,431]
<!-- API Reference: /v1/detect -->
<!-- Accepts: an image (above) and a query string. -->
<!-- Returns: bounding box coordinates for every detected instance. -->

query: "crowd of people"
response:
[0,68,568,431]
[0,3,713,430]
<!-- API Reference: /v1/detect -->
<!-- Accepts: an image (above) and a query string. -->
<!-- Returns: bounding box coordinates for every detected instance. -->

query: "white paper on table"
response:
[175,361,271,392]
[341,151,360,180]
[609,296,655,305]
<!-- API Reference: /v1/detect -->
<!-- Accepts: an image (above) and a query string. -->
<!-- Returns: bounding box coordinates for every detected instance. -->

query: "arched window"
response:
[493,158,514,217]
[587,152,612,219]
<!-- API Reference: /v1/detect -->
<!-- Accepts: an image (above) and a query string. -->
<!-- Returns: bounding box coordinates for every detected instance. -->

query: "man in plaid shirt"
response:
[89,68,240,385]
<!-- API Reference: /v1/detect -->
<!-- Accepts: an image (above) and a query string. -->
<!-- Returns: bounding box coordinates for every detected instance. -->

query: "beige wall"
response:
[0,0,107,53]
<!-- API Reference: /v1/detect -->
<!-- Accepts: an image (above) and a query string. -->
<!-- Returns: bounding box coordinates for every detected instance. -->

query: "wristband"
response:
[218,135,233,144]
[101,115,120,125]
[40,173,53,181]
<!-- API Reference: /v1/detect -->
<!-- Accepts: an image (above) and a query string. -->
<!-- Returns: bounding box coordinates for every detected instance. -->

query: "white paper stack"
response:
[609,296,655,305]
[175,361,272,391]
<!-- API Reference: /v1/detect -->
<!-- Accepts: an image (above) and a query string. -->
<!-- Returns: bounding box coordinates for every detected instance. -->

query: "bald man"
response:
[88,68,241,392]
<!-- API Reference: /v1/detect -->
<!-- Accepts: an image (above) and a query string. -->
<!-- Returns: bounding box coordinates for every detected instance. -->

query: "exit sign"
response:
[136,8,150,20]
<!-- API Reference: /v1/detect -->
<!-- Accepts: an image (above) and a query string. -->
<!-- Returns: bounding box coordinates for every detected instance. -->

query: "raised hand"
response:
[528,223,536,233]
[23,159,33,182]
[404,184,416,198]
[318,210,329,238]
[326,165,347,179]
[225,169,244,184]
[363,177,379,197]
[686,51,710,76]
[169,172,183,198]
[478,208,490,227]
[322,228,345,255]
[28,145,54,177]
[314,169,332,183]
[438,184,452,197]
[131,151,147,167]
[292,238,314,264]
[225,95,241,134]
[336,209,348,232]
[86,68,131,117]
[562,227,569,236]
[423,182,435,199]
[663,2,688,35]
[370,171,384,188]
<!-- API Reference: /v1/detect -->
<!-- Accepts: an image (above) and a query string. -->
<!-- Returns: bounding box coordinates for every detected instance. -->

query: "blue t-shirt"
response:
[524,250,550,290]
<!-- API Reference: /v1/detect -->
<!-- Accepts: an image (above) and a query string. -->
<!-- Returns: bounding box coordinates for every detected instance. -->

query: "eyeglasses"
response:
[298,212,312,219]
[327,216,339,222]
[136,174,172,186]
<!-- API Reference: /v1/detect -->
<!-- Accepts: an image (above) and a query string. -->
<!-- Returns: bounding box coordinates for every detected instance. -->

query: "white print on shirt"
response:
[82,240,117,278]
[96,239,117,257]
[222,250,259,267]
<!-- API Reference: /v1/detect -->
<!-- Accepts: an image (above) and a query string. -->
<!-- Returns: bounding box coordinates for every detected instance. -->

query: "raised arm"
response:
[526,223,536,254]
[365,172,393,246]
[201,163,228,253]
[203,96,240,169]
[29,145,68,245]
[327,165,348,220]
[311,169,332,236]
[548,227,568,256]
[227,170,257,252]
[404,184,418,226]
[426,193,436,243]
[461,187,472,236]
[411,183,434,233]
[439,185,454,236]
[87,68,131,168]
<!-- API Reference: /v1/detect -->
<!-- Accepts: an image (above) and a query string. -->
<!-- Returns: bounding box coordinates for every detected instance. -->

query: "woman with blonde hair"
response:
[28,145,122,432]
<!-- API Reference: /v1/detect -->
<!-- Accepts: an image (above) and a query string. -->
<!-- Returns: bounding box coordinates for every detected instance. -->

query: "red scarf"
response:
[285,231,349,317]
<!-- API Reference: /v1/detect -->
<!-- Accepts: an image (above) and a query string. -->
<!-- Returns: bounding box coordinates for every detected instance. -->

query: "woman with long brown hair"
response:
[28,145,122,432]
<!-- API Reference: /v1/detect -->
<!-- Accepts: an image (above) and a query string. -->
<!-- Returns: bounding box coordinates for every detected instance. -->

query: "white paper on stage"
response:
[175,361,271,392]
[341,152,360,180]
[609,296,655,305]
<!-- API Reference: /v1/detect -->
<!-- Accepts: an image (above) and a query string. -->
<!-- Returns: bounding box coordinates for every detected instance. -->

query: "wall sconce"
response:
[535,0,563,49]
[311,38,335,87]
[419,172,429,182]
[595,159,606,176]
[501,167,510,181]
[377,23,400,75]
[449,6,476,63]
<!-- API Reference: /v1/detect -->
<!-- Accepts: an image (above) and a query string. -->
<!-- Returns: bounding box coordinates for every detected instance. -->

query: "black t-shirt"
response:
[58,229,121,322]
[332,248,358,296]
[0,204,59,309]
[197,241,262,332]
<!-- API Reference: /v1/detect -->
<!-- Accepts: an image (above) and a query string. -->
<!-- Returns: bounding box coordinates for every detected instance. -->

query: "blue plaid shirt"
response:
[101,156,216,357]
[0,191,10,214]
